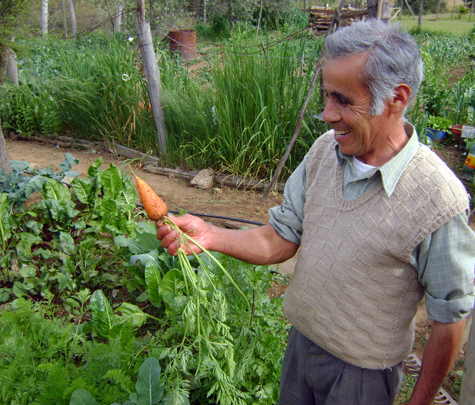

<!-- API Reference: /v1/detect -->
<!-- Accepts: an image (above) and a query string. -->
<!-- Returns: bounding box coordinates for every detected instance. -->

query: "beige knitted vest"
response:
[283,131,469,370]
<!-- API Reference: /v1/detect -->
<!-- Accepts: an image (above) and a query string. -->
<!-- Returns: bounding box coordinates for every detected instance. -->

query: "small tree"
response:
[456,4,469,18]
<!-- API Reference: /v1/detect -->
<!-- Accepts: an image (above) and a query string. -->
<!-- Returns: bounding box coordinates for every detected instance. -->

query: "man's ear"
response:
[388,84,411,114]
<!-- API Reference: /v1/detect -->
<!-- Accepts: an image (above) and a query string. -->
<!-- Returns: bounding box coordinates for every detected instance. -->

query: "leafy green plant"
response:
[0,153,79,209]
[427,115,452,131]
[0,298,146,405]
[70,357,166,405]
[117,224,289,405]
[0,156,139,304]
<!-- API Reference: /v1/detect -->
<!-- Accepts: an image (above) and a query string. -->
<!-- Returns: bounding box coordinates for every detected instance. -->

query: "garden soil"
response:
[5,135,473,403]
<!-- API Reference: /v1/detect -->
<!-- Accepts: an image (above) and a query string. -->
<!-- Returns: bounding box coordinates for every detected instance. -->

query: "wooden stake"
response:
[260,0,347,200]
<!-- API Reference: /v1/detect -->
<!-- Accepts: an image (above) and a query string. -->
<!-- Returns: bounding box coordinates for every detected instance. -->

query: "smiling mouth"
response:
[334,130,351,137]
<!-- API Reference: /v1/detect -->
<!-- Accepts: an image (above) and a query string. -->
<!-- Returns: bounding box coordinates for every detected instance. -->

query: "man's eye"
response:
[337,96,349,105]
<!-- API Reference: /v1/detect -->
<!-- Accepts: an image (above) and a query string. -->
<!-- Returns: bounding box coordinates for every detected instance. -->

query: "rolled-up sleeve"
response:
[413,212,475,323]
[268,157,307,246]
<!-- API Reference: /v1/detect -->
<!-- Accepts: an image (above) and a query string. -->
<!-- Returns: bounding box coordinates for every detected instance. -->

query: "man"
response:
[158,20,475,405]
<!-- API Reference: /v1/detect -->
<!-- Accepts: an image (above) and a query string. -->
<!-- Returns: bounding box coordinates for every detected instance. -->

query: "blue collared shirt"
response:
[269,125,475,323]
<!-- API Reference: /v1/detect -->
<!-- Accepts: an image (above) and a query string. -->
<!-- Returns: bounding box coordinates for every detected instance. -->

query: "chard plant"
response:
[0,156,289,405]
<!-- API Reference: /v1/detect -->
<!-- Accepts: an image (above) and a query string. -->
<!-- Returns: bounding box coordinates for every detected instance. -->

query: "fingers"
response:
[156,214,203,256]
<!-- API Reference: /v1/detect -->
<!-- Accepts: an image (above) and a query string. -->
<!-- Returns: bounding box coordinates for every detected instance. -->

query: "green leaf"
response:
[33,248,52,259]
[135,222,157,235]
[12,281,28,297]
[145,263,162,307]
[69,389,101,405]
[115,302,148,328]
[101,165,122,199]
[116,233,160,255]
[42,178,71,202]
[130,250,160,268]
[59,232,76,256]
[59,153,80,172]
[19,266,36,279]
[90,290,116,338]
[71,178,93,205]
[16,232,42,261]
[136,357,163,405]
[160,270,185,307]
[87,157,103,178]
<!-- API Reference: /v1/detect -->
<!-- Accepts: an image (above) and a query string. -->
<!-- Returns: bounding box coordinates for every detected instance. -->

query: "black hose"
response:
[167,210,265,227]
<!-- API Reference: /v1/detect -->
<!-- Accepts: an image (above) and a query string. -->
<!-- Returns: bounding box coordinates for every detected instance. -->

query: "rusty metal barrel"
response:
[168,30,197,61]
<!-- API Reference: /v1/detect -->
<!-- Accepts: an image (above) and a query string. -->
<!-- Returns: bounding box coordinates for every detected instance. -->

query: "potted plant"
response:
[427,115,452,143]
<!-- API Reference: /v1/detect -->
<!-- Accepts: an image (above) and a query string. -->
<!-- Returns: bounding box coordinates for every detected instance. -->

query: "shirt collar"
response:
[335,122,421,197]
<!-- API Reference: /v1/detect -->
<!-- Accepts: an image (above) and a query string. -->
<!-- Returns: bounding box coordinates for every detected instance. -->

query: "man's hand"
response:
[157,214,211,256]
[408,319,466,405]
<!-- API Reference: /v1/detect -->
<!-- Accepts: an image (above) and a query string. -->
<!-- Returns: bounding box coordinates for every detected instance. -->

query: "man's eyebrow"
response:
[329,90,352,104]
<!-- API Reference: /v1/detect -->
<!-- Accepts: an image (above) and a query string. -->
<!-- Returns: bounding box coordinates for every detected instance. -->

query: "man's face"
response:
[321,54,389,165]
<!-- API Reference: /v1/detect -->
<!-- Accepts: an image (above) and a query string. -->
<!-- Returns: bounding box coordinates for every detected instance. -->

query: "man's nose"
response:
[322,99,340,123]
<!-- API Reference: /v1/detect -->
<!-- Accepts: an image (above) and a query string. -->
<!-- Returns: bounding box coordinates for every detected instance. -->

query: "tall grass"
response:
[170,35,326,179]
[4,28,474,180]
[1,33,326,180]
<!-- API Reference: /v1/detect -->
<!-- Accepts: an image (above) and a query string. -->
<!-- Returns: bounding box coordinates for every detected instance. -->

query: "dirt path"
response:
[6,136,283,228]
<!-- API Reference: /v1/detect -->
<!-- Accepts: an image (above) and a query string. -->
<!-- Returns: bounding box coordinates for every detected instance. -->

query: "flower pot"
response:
[427,128,447,143]
[450,124,464,145]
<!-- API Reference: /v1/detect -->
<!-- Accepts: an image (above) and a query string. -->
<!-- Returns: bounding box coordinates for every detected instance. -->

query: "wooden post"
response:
[135,0,167,157]
[6,37,18,86]
[0,122,11,176]
[435,0,442,20]
[61,0,68,37]
[368,0,392,21]
[67,0,77,42]
[460,315,475,405]
[261,0,348,200]
[418,0,423,27]
[256,0,263,40]
[41,0,48,35]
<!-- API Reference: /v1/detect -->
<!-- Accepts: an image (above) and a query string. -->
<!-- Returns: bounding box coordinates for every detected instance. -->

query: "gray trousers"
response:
[278,327,404,405]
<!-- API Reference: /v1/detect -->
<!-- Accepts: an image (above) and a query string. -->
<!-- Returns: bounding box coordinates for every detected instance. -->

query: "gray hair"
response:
[321,20,424,116]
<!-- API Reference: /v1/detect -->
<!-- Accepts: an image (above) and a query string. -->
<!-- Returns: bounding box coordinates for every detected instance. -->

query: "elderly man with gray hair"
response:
[158,20,475,405]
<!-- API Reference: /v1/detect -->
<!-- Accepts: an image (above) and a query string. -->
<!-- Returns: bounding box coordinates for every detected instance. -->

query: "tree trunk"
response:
[460,316,475,405]
[68,0,77,42]
[61,0,68,37]
[0,123,11,176]
[418,0,423,27]
[135,0,167,156]
[41,0,48,35]
[451,0,456,17]
[203,0,207,23]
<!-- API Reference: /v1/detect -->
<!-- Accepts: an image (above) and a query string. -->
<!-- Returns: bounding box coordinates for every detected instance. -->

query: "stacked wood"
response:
[304,6,369,34]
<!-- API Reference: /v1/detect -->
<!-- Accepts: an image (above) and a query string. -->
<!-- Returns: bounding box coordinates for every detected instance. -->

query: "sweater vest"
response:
[283,131,469,370]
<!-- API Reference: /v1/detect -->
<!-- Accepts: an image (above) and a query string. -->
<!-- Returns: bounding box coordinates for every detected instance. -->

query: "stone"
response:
[190,169,214,190]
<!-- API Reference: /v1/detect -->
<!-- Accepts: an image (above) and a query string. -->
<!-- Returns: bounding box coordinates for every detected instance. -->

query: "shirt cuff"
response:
[269,206,303,246]
[424,290,475,323]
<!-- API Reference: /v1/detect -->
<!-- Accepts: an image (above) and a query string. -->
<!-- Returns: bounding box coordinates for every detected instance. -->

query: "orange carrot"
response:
[134,175,168,221]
